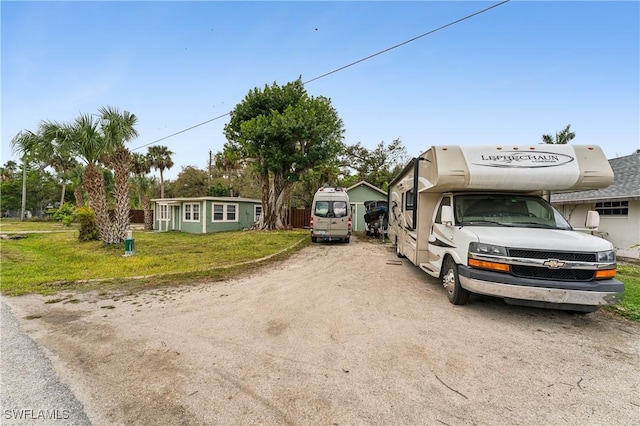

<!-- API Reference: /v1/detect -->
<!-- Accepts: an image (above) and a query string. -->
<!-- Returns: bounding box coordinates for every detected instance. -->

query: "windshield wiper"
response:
[460,220,514,227]
[516,222,563,229]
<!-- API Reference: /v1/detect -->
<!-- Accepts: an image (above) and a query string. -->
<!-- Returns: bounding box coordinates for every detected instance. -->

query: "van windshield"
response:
[454,194,572,230]
[315,201,348,218]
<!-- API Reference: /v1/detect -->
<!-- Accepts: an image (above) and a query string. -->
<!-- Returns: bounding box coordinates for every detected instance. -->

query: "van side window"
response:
[435,197,451,223]
[404,189,414,211]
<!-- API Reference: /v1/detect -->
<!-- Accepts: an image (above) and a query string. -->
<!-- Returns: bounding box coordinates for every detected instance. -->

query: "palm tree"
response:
[130,152,154,230]
[57,114,113,241]
[147,145,174,198]
[542,124,576,144]
[99,106,139,243]
[68,163,86,207]
[10,130,41,221]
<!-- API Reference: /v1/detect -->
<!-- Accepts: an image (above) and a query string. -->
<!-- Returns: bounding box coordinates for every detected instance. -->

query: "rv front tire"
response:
[443,257,470,305]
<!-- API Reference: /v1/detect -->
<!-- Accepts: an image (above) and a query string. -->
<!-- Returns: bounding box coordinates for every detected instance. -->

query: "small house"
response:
[152,197,262,234]
[551,153,639,259]
[345,181,387,232]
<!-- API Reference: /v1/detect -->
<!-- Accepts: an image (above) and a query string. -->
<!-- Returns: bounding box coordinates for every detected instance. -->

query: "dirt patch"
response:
[5,237,640,425]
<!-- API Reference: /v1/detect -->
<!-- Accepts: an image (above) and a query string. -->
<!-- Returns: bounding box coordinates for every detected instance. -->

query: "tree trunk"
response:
[143,195,153,231]
[160,169,165,198]
[84,163,112,243]
[59,182,67,207]
[109,147,132,244]
[74,186,85,207]
[20,157,27,221]
[258,170,291,230]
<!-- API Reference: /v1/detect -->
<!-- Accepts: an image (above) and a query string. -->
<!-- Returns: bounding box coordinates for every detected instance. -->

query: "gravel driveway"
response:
[3,236,639,425]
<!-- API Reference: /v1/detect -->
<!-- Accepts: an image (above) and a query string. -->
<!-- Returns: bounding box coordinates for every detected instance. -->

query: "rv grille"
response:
[507,249,596,262]
[510,266,595,281]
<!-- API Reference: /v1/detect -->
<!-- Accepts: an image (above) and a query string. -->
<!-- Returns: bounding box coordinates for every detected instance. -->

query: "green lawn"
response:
[1,225,308,296]
[609,262,640,321]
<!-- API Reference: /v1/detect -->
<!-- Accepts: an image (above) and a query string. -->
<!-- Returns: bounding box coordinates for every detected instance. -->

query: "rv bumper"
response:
[457,266,624,306]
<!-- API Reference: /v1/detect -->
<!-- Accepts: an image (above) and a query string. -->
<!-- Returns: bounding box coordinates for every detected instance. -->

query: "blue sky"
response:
[2,1,639,181]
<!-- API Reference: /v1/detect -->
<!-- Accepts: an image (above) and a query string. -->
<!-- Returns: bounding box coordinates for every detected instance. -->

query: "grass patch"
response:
[1,226,308,296]
[607,261,640,321]
[0,219,77,232]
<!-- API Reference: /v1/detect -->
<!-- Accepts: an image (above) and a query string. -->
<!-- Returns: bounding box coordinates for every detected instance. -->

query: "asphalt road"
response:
[0,301,90,426]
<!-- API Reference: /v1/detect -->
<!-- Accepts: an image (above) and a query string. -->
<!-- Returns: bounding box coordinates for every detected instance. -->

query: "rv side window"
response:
[435,197,451,224]
[405,189,414,210]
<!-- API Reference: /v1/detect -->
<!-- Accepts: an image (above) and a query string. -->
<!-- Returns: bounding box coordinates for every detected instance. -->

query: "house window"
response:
[212,203,239,222]
[254,205,262,223]
[213,204,224,221]
[595,200,628,216]
[184,203,200,222]
[159,204,168,220]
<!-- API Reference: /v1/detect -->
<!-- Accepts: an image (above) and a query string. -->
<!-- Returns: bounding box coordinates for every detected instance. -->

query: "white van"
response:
[387,145,624,312]
[310,187,352,243]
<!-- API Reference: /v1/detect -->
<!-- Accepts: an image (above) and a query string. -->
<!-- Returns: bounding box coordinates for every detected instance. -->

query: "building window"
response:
[227,204,236,221]
[212,203,238,222]
[254,205,262,223]
[184,203,200,221]
[159,204,168,220]
[595,200,628,216]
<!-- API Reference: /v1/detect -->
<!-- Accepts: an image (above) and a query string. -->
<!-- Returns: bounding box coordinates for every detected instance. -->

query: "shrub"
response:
[75,206,99,241]
[53,203,76,226]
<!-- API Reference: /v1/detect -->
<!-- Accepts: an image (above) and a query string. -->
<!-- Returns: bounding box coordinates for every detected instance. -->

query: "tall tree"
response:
[214,147,241,196]
[542,124,576,144]
[10,130,41,221]
[341,138,408,190]
[99,106,139,242]
[37,121,80,207]
[62,115,112,240]
[224,78,344,229]
[147,145,174,198]
[130,152,154,230]
[172,166,209,197]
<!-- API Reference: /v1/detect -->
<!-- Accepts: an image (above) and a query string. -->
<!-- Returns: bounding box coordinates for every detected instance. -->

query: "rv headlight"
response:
[596,250,616,263]
[469,242,507,257]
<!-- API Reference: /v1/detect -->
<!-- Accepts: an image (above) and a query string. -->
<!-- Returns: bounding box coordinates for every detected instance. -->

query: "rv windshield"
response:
[454,194,572,230]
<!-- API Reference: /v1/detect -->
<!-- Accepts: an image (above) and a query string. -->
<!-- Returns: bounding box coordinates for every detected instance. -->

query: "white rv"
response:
[387,145,624,312]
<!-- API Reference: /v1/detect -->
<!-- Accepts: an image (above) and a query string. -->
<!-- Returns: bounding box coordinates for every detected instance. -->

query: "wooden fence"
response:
[289,208,311,229]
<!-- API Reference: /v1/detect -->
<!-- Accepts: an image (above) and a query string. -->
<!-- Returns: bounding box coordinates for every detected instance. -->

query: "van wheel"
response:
[311,237,317,243]
[442,257,469,305]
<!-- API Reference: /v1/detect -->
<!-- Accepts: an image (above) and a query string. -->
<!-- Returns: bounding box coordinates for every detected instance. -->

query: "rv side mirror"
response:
[441,205,453,225]
[585,210,600,229]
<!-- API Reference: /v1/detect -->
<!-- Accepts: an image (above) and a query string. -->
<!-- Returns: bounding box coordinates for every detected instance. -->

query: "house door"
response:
[171,206,180,230]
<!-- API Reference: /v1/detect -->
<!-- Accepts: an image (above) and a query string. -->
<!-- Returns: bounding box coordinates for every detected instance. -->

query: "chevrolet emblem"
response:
[543,259,565,269]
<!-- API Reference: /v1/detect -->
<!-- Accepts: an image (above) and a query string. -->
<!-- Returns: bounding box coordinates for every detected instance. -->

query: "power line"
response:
[132,0,510,152]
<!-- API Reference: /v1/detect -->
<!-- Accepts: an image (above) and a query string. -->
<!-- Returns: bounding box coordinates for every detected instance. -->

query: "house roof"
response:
[551,153,640,203]
[151,196,261,203]
[345,181,387,196]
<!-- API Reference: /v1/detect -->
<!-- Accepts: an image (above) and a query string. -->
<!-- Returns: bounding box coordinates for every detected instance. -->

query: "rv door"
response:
[427,196,455,271]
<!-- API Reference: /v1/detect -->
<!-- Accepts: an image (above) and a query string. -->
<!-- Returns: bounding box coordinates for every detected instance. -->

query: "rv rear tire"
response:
[443,257,470,305]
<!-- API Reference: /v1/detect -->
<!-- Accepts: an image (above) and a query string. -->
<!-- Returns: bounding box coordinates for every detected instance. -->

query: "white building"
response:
[552,153,640,259]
